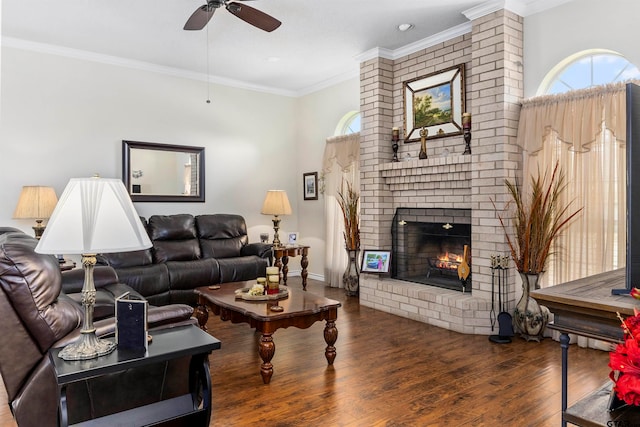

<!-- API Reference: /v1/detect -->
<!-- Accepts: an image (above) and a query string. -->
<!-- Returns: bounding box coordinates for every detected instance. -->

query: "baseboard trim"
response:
[285,270,325,283]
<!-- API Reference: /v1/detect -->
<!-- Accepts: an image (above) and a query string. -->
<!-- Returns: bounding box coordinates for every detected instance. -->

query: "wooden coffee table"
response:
[194,283,341,384]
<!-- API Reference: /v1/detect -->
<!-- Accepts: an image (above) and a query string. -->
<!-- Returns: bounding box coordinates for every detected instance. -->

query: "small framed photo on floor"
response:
[361,250,391,273]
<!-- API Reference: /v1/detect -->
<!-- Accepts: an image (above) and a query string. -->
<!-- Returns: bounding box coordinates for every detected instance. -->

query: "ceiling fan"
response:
[184,0,282,32]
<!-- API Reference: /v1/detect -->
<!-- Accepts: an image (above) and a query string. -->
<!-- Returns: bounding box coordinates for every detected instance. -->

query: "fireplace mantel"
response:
[379,154,470,172]
[379,155,472,208]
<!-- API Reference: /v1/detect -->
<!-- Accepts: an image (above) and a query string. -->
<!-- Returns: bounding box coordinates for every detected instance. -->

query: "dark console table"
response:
[50,324,221,427]
[531,268,636,427]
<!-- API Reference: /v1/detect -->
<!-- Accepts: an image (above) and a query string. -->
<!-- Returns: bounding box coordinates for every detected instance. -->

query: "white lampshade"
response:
[261,190,292,216]
[35,177,151,255]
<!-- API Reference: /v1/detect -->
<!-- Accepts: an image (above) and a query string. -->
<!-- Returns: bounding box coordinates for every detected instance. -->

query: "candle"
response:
[268,275,280,283]
[267,274,280,294]
[392,127,400,141]
[266,266,279,275]
[462,113,471,130]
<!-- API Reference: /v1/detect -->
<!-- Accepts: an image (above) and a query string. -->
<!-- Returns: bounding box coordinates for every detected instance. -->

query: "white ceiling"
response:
[1,0,569,97]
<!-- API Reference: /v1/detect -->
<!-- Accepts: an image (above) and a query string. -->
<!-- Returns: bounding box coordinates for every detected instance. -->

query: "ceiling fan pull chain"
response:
[206,23,211,104]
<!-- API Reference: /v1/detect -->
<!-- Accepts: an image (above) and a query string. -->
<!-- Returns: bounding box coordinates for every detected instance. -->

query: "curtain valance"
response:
[322,133,360,174]
[517,81,630,153]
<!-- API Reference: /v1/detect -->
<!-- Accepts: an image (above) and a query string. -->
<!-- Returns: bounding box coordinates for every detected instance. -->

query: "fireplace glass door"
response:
[392,208,471,292]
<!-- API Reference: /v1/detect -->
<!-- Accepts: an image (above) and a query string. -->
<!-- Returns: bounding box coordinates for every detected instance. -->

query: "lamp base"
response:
[58,253,117,361]
[32,219,45,240]
[58,329,116,361]
[271,216,282,247]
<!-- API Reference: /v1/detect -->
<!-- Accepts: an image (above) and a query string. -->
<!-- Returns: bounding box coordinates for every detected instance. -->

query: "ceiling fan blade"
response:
[226,2,281,32]
[184,5,216,31]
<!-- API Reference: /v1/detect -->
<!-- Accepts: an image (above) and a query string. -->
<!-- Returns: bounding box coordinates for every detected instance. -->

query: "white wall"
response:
[0,47,298,243]
[293,77,360,279]
[524,0,640,97]
[6,0,626,282]
[0,45,360,280]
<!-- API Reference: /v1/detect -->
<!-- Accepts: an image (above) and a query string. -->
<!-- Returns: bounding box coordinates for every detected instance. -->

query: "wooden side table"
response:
[530,268,634,427]
[273,245,309,290]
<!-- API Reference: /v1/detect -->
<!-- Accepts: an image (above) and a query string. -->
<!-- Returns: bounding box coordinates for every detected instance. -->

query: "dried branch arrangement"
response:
[337,180,360,250]
[494,162,582,274]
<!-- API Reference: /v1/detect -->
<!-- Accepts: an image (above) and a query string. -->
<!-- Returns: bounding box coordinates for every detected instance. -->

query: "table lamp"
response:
[261,190,292,247]
[35,176,152,361]
[13,186,59,239]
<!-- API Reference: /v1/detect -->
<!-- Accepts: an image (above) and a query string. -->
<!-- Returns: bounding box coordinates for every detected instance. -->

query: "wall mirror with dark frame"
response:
[122,140,205,202]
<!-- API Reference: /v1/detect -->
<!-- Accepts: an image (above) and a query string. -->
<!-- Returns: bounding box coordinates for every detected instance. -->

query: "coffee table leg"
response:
[301,247,309,291]
[324,320,338,365]
[259,333,275,384]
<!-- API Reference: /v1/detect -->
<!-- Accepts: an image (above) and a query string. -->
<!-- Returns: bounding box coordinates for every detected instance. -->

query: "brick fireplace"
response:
[357,7,524,334]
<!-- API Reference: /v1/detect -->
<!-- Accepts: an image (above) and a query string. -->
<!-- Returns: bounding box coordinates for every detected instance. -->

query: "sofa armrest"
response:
[61,266,120,294]
[242,242,272,260]
[52,304,195,348]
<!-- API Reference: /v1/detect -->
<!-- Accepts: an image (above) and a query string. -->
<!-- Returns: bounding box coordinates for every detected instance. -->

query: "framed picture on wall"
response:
[303,172,318,200]
[403,64,465,142]
[361,250,391,273]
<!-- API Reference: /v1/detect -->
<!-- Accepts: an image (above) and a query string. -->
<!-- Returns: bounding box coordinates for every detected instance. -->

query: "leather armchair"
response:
[0,229,197,426]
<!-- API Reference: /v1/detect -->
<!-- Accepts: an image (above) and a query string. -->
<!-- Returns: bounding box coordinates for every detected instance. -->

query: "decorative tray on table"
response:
[234,286,289,301]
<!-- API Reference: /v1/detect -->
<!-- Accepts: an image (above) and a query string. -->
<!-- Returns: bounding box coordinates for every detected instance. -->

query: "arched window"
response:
[323,111,361,288]
[539,49,640,95]
[334,111,361,136]
[522,51,638,286]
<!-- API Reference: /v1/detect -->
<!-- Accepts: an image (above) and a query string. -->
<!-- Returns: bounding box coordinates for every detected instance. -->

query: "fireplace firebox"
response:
[391,208,471,292]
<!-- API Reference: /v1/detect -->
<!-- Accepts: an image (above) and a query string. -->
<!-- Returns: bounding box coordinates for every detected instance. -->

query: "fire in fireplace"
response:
[391,208,471,292]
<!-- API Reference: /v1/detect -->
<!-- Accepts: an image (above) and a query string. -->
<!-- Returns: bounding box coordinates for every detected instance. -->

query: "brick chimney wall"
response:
[358,9,524,334]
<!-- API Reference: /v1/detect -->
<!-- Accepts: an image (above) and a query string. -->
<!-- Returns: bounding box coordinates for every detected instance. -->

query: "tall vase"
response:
[513,272,550,342]
[343,248,360,297]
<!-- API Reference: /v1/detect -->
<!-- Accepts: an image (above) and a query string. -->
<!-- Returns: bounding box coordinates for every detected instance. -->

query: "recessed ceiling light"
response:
[266,57,280,63]
[397,23,414,32]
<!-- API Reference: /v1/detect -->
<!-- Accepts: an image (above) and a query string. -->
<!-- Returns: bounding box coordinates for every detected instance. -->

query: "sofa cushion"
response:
[112,264,171,301]
[149,215,201,262]
[196,214,249,259]
[149,214,198,241]
[97,249,153,268]
[0,233,82,353]
[166,258,220,290]
[218,256,269,283]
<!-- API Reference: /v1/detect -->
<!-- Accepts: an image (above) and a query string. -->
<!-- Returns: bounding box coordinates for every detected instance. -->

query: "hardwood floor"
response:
[0,278,611,426]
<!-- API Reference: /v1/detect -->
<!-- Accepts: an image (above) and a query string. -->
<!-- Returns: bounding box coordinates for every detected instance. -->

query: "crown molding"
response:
[355,0,574,67]
[2,37,299,98]
[393,22,472,60]
[354,47,395,63]
[463,0,575,20]
[3,0,576,98]
[355,22,472,64]
[296,67,360,97]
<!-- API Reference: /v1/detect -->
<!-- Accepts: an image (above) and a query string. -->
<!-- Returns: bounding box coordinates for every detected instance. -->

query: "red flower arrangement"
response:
[609,290,640,406]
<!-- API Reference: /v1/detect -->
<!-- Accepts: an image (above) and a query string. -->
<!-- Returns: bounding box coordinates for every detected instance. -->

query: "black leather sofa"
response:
[98,214,272,306]
[0,227,197,427]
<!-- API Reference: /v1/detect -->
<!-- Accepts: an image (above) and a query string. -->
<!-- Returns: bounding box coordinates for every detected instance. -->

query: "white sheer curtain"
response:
[517,82,628,287]
[322,133,360,287]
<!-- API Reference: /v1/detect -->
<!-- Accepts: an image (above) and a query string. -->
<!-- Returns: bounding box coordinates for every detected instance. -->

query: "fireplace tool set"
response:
[489,255,514,344]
